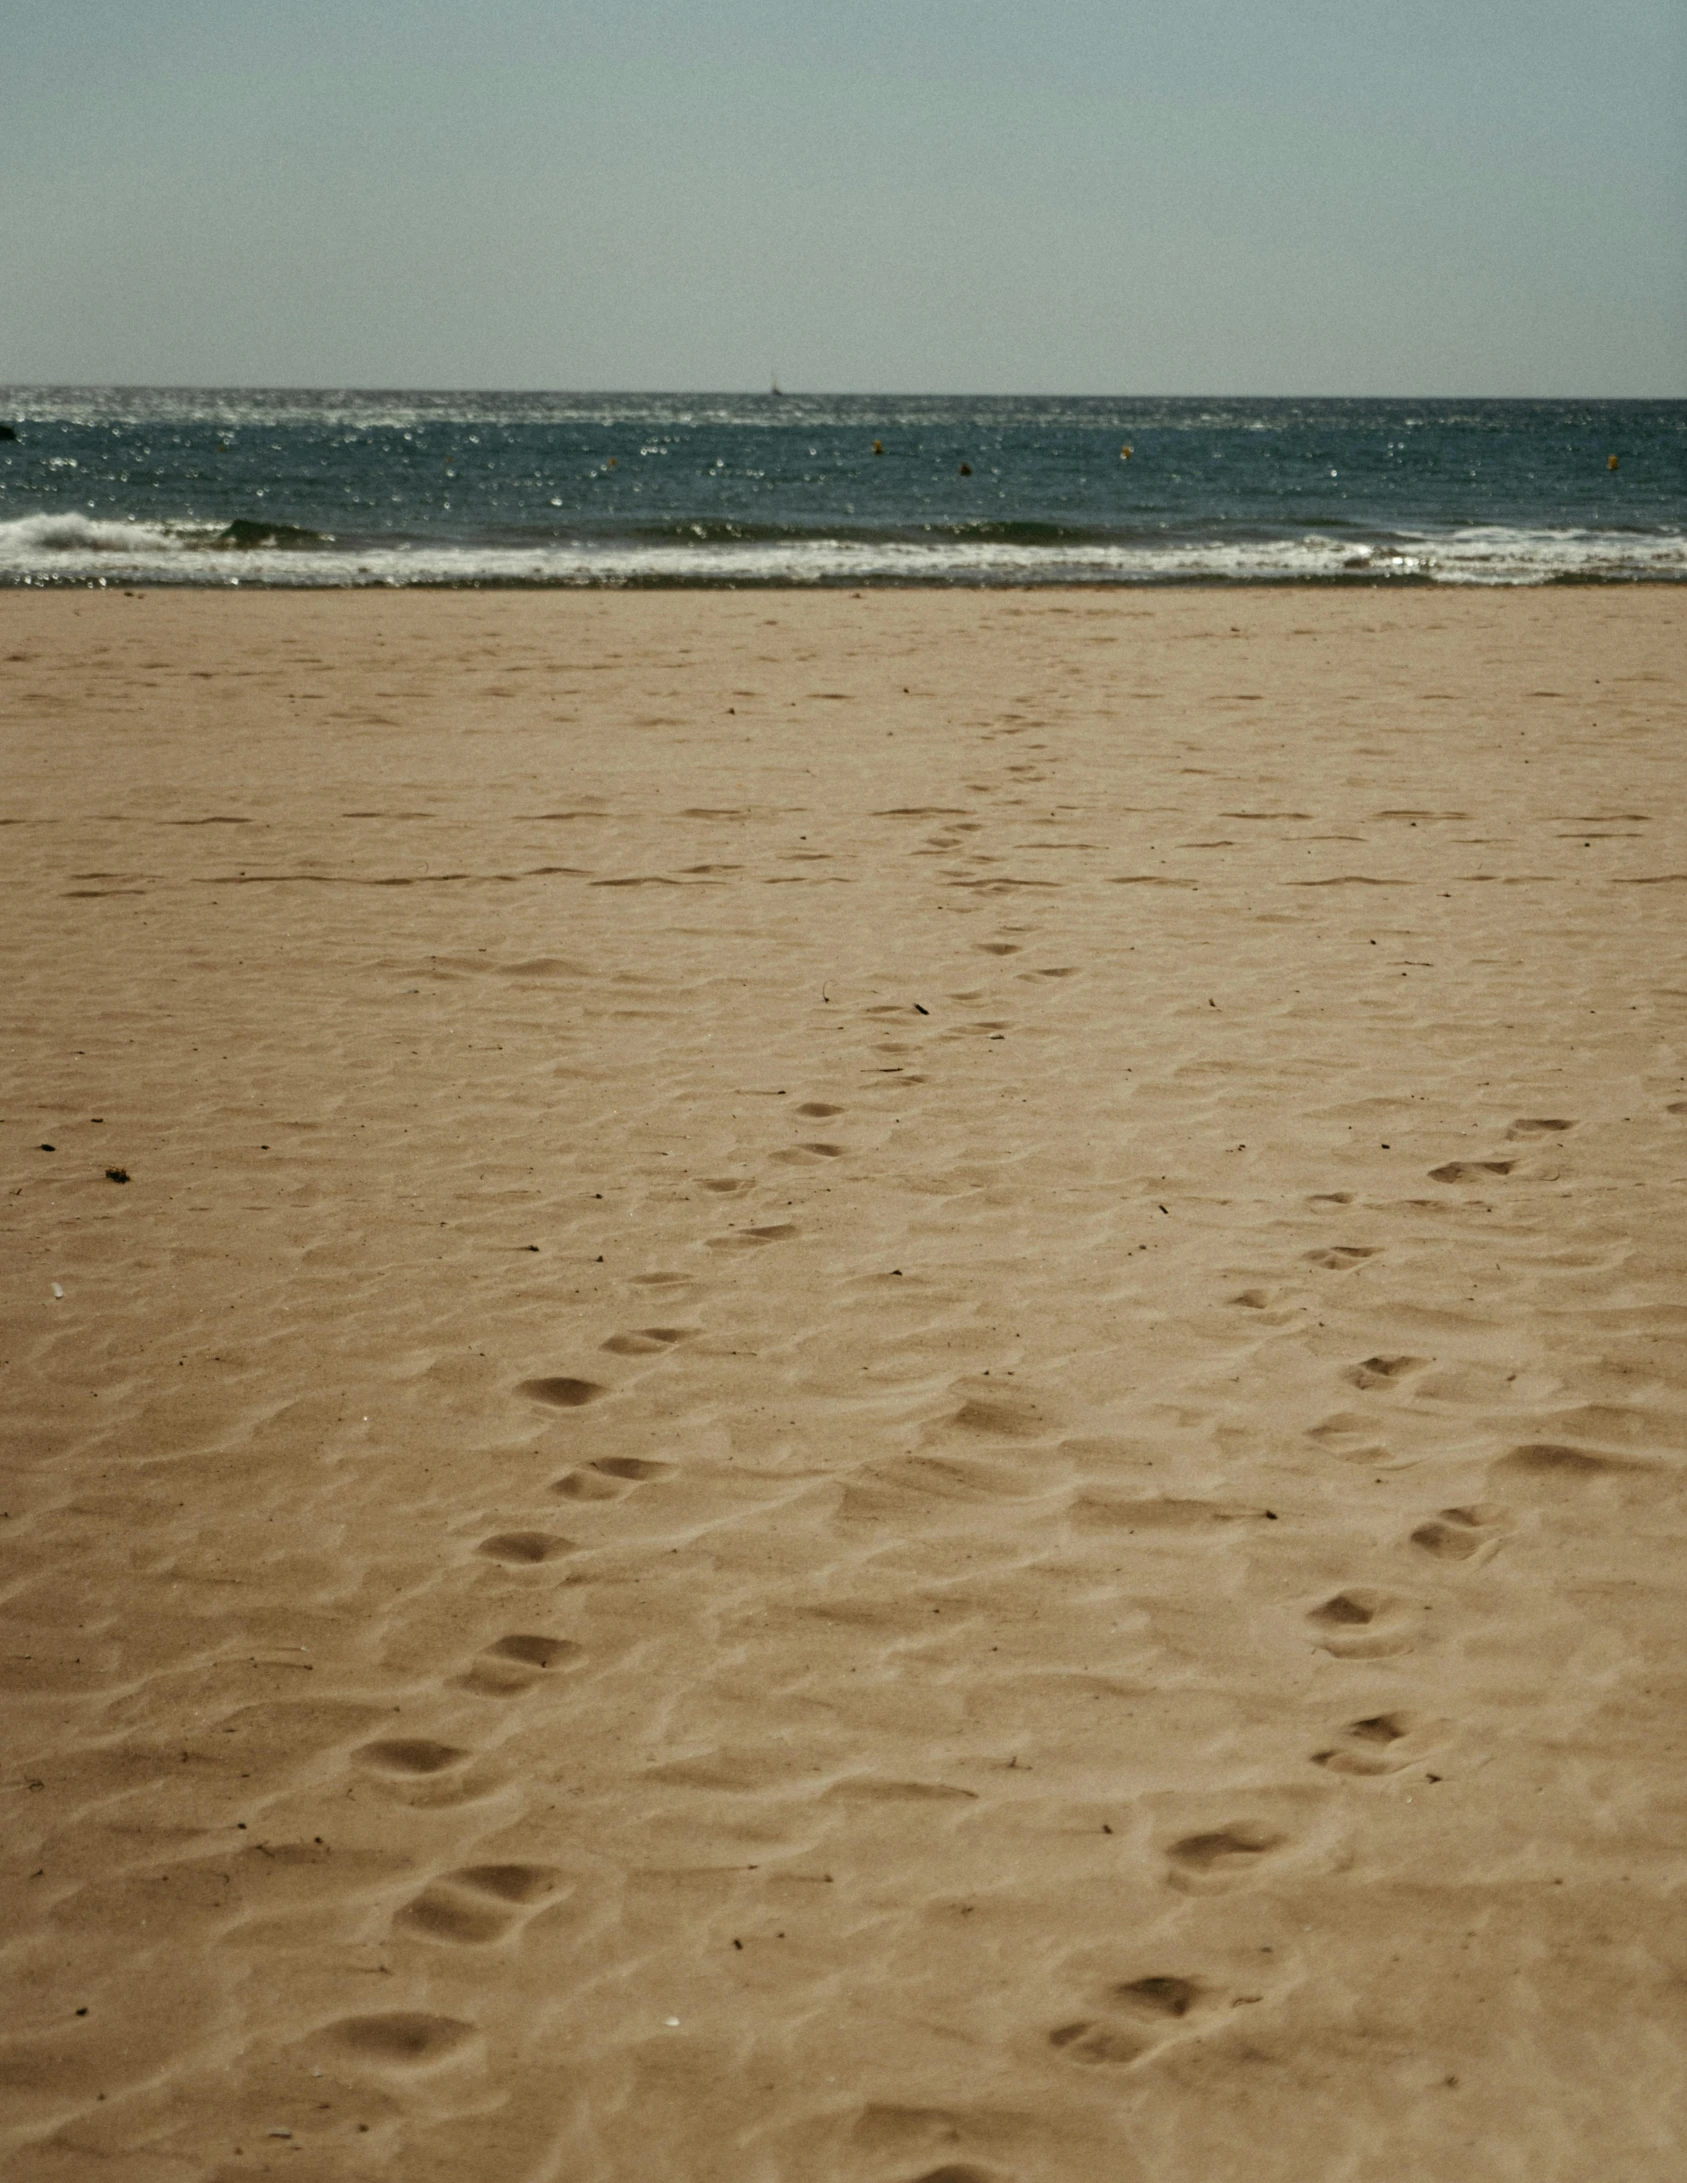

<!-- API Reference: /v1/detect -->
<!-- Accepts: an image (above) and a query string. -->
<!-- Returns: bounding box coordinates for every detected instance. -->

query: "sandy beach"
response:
[4,582,1685,2182]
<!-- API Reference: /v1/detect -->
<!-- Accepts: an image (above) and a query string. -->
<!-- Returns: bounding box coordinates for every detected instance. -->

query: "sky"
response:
[2,0,1683,395]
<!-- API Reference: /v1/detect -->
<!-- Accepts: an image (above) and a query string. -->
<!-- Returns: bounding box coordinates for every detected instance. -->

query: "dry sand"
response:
[3,584,1685,2182]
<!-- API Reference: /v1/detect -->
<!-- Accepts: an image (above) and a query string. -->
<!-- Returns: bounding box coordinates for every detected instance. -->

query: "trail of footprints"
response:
[328,1096,872,2027]
[329,1102,1609,2110]
[1295,1140,1631,1799]
[1038,1115,1603,2082]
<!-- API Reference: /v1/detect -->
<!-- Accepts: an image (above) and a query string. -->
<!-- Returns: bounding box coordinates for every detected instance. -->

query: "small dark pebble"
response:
[1265,1509,1278,1519]
[40,1143,54,1152]
[105,1168,130,1184]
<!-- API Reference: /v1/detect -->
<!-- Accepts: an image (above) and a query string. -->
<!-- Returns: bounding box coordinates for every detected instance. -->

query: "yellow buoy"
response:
[1120,444,1133,460]
[1607,453,1619,472]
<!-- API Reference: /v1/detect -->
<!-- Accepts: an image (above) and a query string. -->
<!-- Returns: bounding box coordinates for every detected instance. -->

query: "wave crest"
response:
[0,514,1681,587]
[0,512,187,557]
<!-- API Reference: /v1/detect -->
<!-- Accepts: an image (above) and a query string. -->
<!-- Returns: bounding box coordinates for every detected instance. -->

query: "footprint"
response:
[460,1863,567,1902]
[977,942,1021,955]
[708,1223,797,1248]
[475,1531,576,1564]
[318,2013,478,2071]
[395,1862,564,1946]
[1495,1441,1630,1479]
[901,2168,1002,2183]
[353,1739,472,1780]
[1428,1160,1515,1184]
[700,1178,753,1194]
[1230,1288,1272,1308]
[552,1468,624,1501]
[481,1633,579,1666]
[600,1326,695,1355]
[1316,1711,1408,1767]
[1304,1245,1380,1270]
[1507,1118,1574,1139]
[1048,1973,1220,2066]
[1312,1710,1439,1776]
[397,1892,515,1946]
[1307,1413,1396,1466]
[1048,2019,1155,2066]
[350,1737,495,1808]
[1306,1588,1418,1657]
[553,1455,673,1500]
[1345,1354,1427,1391]
[517,1375,607,1408]
[458,1633,582,1696]
[1166,1825,1286,1891]
[796,1101,844,1117]
[599,1455,671,1481]
[1110,1975,1205,2020]
[1409,1505,1507,1562]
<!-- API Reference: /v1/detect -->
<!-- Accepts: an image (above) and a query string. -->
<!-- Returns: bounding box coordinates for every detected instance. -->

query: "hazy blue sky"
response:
[3,0,1682,393]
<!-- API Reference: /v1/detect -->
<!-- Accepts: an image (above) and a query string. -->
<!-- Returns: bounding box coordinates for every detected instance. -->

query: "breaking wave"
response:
[1,512,1682,587]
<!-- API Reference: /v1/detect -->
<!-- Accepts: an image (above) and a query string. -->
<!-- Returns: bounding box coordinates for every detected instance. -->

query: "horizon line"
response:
[3,382,1681,404]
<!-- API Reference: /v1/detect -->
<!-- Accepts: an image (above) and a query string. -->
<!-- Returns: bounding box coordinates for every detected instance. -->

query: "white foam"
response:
[0,516,1681,588]
[0,511,190,559]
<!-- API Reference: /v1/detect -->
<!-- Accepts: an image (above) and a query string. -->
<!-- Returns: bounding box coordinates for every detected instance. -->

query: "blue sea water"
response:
[0,388,1681,587]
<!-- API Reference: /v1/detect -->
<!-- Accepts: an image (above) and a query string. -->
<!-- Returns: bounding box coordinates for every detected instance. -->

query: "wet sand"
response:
[3,584,1685,2182]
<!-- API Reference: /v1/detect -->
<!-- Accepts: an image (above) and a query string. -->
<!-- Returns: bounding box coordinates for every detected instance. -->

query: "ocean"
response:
[0,388,1681,588]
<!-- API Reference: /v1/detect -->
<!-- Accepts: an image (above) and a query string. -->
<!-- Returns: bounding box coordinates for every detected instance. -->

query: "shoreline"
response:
[8,571,1687,589]
[7,562,1684,593]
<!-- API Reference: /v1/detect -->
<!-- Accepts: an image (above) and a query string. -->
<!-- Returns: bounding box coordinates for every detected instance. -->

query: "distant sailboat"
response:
[769,370,783,398]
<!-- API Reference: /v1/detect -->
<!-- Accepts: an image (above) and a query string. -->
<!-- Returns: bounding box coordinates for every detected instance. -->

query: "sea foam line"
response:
[1,516,1682,586]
